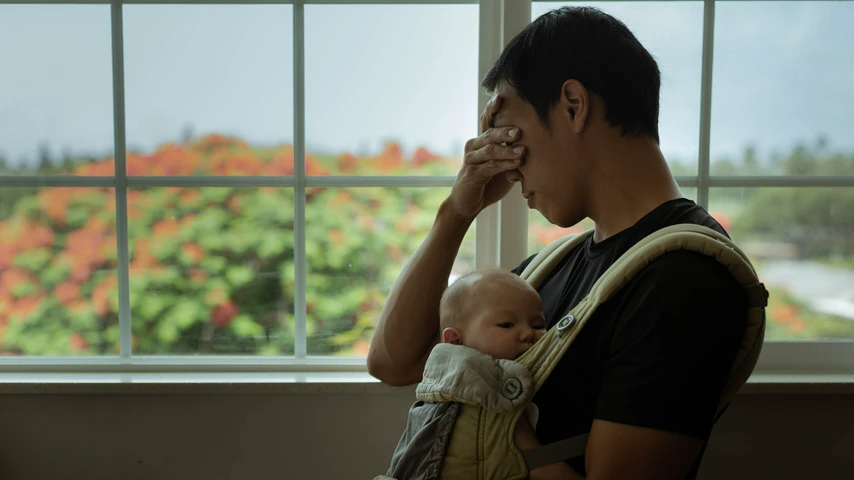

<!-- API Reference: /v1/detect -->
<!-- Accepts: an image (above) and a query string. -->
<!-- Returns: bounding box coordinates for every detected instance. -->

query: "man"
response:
[368,7,747,480]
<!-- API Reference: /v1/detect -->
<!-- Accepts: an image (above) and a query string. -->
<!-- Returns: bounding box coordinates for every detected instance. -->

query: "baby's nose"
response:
[521,328,537,343]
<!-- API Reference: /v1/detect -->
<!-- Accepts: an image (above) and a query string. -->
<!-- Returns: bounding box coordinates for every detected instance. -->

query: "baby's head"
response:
[439,269,546,360]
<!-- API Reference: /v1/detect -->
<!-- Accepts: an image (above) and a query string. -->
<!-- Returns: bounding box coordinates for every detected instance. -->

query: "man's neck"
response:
[584,136,683,244]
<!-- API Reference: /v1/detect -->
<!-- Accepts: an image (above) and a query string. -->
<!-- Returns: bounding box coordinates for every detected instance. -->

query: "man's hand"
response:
[513,413,540,452]
[447,95,527,219]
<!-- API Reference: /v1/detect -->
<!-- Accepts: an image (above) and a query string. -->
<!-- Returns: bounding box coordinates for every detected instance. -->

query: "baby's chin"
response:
[513,343,540,360]
[481,342,539,360]
[493,348,532,361]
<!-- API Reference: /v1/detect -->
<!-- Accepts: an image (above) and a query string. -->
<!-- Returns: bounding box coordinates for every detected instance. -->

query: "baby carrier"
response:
[379,224,768,480]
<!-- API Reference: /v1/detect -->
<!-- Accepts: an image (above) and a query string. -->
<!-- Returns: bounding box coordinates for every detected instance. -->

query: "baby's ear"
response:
[442,327,462,345]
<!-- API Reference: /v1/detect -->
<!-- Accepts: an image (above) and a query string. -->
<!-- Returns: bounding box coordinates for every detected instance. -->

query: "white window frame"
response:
[0,0,852,376]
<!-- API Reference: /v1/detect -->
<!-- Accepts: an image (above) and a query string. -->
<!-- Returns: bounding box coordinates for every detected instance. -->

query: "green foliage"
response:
[0,137,464,356]
[2,134,853,357]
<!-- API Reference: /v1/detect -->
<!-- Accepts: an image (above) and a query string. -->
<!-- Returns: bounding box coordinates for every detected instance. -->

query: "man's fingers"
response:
[479,95,503,133]
[465,142,526,166]
[477,158,522,175]
[465,127,521,158]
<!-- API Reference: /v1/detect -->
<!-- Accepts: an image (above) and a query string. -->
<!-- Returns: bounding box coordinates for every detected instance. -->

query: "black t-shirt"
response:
[511,198,748,479]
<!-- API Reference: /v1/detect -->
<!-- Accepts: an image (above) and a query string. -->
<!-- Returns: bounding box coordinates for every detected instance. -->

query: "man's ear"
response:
[560,79,589,134]
[442,327,463,345]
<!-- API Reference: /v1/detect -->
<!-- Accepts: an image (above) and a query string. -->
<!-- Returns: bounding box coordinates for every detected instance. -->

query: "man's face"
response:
[462,278,546,360]
[491,82,587,228]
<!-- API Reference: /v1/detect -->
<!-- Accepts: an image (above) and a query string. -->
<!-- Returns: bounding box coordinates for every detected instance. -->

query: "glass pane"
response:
[527,188,698,256]
[123,5,293,176]
[532,2,702,174]
[711,1,854,175]
[305,188,475,355]
[129,187,294,355]
[305,5,478,176]
[712,187,854,341]
[0,187,118,355]
[0,5,114,176]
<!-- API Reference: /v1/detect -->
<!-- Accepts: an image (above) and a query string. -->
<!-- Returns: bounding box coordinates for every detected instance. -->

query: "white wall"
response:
[0,391,851,479]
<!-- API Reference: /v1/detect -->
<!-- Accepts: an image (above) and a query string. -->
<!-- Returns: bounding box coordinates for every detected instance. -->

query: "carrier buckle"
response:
[556,314,575,335]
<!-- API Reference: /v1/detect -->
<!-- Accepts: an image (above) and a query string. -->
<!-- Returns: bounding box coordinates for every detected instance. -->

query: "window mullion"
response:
[111,2,132,360]
[293,0,307,359]
[498,0,531,269]
[697,0,716,209]
[474,0,503,269]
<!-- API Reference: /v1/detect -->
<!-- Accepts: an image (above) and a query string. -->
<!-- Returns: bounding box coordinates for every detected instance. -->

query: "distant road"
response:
[760,261,854,320]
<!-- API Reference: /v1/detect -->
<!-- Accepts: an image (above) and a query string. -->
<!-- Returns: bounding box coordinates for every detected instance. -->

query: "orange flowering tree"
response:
[0,135,465,356]
[3,135,854,354]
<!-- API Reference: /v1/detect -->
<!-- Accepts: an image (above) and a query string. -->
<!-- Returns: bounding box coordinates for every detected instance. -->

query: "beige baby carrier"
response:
[381,224,768,480]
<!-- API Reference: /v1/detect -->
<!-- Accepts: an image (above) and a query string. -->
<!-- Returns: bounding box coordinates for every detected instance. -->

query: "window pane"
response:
[532,2,702,174]
[711,1,854,175]
[305,187,475,356]
[305,5,478,176]
[129,187,294,355]
[123,5,293,176]
[0,187,118,355]
[711,187,854,341]
[0,5,114,176]
[526,188,698,256]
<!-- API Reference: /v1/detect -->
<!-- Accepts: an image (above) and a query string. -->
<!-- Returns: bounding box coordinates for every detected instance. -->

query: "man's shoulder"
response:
[514,198,731,271]
[608,248,749,339]
[635,249,744,292]
[642,198,731,239]
[623,199,741,289]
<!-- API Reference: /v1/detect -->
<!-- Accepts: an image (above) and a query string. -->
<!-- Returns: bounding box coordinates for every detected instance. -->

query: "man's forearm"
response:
[529,462,586,480]
[517,428,586,480]
[367,199,474,385]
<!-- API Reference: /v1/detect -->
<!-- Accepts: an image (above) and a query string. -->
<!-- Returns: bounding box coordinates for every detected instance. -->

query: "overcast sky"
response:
[1,1,852,169]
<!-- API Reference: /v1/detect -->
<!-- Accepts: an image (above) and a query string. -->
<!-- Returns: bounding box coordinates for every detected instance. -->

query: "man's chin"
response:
[547,211,582,229]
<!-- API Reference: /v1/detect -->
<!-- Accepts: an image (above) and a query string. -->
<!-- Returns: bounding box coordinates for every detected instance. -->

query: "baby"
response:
[438,268,547,360]
[380,269,547,480]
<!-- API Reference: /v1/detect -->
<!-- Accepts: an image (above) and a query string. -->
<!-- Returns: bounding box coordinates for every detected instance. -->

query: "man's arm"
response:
[367,95,527,385]
[521,421,703,480]
[584,420,704,480]
[583,250,747,479]
[366,201,473,386]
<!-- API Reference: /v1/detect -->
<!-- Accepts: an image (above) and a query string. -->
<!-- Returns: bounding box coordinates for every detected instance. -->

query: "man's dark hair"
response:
[482,7,661,143]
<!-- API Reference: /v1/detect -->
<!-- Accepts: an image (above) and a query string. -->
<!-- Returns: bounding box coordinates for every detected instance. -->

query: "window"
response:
[0,1,477,363]
[708,0,854,350]
[1,0,852,374]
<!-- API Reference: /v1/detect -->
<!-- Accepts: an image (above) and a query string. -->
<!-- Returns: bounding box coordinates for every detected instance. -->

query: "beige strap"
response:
[522,433,589,470]
[521,224,765,404]
[746,283,769,308]
[520,231,592,289]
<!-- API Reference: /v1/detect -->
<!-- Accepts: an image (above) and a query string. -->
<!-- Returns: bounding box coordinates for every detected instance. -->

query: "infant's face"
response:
[463,279,546,360]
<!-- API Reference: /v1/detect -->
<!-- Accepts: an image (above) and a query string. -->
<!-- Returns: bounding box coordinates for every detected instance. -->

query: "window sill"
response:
[0,371,852,395]
[740,372,854,395]
[0,372,410,395]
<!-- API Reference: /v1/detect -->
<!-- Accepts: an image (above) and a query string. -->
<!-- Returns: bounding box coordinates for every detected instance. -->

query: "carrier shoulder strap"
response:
[518,230,592,289]
[520,224,768,470]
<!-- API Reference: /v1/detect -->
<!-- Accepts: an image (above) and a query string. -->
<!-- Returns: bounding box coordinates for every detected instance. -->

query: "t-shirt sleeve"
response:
[594,250,748,439]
